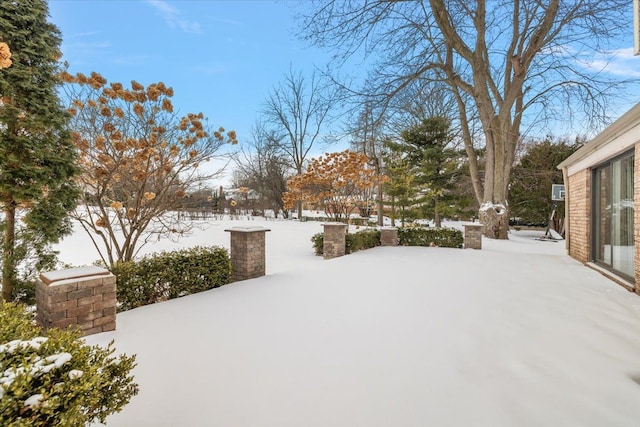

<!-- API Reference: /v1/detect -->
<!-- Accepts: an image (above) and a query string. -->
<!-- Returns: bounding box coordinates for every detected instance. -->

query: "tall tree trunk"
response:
[434,198,441,228]
[478,117,510,239]
[479,203,508,239]
[2,201,16,302]
[297,200,303,220]
[390,195,396,227]
[376,181,384,226]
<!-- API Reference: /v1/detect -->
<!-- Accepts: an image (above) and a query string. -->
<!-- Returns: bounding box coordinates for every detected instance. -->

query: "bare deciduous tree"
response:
[349,102,387,224]
[262,67,336,218]
[299,0,634,238]
[63,73,236,267]
[233,123,291,218]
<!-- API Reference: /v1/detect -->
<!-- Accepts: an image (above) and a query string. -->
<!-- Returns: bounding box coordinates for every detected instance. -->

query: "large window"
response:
[592,152,635,281]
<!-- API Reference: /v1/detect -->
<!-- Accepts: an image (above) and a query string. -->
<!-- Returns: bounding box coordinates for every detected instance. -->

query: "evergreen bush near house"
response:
[0,302,138,426]
[398,227,463,248]
[112,246,232,312]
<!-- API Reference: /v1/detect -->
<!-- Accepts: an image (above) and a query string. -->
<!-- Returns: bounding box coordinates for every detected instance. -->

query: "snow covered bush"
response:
[0,302,138,426]
[112,245,232,311]
[312,229,381,256]
[398,227,463,248]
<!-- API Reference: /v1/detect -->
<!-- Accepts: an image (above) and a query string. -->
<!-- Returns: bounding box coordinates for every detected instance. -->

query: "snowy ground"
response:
[54,217,640,427]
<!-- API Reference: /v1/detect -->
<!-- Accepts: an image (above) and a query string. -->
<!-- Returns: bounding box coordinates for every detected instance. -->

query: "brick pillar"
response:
[323,222,348,259]
[36,266,116,336]
[380,227,398,246]
[225,227,270,281]
[464,224,483,249]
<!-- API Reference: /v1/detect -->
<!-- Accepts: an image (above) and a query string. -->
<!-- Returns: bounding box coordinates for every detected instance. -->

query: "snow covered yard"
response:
[53,218,640,426]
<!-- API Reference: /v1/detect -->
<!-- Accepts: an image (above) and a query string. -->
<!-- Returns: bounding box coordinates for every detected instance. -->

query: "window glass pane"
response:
[594,167,611,265]
[593,152,634,281]
[612,155,634,277]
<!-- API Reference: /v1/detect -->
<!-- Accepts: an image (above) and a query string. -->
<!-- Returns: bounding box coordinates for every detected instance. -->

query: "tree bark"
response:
[390,195,396,227]
[479,203,509,239]
[297,200,303,220]
[2,201,16,302]
[376,173,384,226]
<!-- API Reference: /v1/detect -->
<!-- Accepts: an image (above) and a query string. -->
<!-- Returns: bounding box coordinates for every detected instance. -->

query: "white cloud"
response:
[59,35,112,66]
[65,41,112,50]
[146,0,202,34]
[65,31,102,40]
[579,47,640,78]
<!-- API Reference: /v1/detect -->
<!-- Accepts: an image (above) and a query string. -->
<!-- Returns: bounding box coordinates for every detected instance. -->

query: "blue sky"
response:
[49,0,328,151]
[47,0,640,185]
[48,0,640,137]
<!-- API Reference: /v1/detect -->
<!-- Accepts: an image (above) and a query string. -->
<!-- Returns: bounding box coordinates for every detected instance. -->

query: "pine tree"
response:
[0,0,79,302]
[382,143,417,227]
[509,137,582,228]
[388,117,469,227]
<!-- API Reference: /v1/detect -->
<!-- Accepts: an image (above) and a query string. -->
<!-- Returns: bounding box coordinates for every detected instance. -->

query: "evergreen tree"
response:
[382,142,417,227]
[0,0,79,301]
[387,117,469,227]
[509,137,582,228]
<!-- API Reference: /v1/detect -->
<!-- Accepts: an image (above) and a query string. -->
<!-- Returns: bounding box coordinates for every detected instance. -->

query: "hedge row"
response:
[111,246,232,312]
[398,227,463,248]
[346,229,382,253]
[311,226,463,255]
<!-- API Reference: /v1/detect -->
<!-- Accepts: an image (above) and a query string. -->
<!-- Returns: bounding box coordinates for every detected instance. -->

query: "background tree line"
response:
[1,0,634,301]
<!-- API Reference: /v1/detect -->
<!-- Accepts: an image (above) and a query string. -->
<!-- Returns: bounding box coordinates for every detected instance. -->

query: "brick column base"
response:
[380,227,398,246]
[225,227,270,281]
[36,266,116,336]
[464,224,483,249]
[323,223,348,259]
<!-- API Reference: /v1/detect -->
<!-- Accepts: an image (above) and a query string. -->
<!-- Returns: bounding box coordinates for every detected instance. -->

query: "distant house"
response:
[557,102,640,294]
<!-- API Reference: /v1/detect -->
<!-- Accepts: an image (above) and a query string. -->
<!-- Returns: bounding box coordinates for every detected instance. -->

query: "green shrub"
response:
[311,229,381,255]
[398,226,463,248]
[346,229,381,253]
[112,245,232,312]
[311,233,324,256]
[0,302,138,426]
[313,227,462,254]
[12,279,37,306]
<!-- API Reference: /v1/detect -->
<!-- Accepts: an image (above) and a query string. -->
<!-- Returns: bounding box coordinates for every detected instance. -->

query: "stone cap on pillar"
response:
[321,222,348,227]
[39,266,112,286]
[224,226,271,233]
[463,223,483,229]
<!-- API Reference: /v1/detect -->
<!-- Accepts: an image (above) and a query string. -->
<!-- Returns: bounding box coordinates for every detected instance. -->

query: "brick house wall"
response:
[567,169,591,264]
[558,102,640,293]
